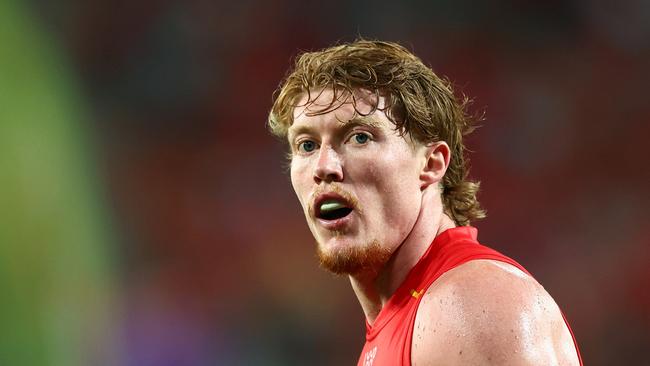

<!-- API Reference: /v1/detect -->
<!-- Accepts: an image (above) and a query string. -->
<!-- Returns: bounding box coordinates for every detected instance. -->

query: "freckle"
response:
[488,357,492,361]
[482,309,486,314]
[510,329,514,333]
[459,350,463,355]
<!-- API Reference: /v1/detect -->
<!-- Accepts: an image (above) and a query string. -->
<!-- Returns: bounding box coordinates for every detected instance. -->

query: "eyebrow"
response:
[346,115,381,128]
[287,115,381,142]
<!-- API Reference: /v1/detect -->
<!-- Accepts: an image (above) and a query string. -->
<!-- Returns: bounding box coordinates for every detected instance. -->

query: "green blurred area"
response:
[0,1,116,365]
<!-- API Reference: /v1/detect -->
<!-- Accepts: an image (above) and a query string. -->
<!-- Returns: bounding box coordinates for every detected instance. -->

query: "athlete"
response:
[268,39,582,365]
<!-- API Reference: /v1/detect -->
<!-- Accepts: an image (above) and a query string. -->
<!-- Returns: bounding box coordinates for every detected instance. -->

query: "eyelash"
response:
[294,132,373,154]
[297,140,319,153]
[348,132,371,145]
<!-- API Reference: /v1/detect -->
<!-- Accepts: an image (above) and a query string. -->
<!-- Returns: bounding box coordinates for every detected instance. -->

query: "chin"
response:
[316,239,392,275]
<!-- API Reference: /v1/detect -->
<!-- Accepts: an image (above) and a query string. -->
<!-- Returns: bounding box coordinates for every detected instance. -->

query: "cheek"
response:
[360,153,422,221]
[373,149,420,191]
[290,161,311,206]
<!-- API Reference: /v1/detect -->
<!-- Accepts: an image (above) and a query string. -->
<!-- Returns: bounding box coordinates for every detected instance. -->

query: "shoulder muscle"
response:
[411,260,579,366]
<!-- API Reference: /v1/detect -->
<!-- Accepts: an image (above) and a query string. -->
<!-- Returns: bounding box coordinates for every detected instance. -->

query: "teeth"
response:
[320,201,346,213]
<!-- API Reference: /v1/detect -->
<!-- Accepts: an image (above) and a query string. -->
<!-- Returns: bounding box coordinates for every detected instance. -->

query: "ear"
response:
[419,141,450,190]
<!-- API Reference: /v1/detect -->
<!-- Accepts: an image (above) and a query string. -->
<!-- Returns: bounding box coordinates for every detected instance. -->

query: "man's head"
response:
[269,39,485,275]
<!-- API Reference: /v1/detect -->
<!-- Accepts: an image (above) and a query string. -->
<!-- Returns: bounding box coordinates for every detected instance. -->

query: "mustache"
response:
[309,184,361,215]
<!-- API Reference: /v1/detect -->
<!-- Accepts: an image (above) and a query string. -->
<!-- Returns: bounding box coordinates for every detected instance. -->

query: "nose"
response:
[313,145,343,183]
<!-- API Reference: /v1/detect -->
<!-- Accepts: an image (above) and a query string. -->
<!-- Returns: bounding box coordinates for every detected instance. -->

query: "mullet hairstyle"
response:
[268,39,486,226]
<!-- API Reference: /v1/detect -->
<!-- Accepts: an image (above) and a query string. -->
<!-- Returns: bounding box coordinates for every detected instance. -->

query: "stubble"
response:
[316,238,392,275]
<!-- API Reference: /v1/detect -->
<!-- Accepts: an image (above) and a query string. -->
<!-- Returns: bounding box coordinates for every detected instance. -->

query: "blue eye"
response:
[300,140,317,152]
[353,133,369,144]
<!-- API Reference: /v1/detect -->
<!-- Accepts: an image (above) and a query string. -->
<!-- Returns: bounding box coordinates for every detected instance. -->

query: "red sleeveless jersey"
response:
[356,226,582,366]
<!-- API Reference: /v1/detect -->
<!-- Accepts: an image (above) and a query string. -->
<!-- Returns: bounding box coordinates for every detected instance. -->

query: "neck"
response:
[349,187,456,325]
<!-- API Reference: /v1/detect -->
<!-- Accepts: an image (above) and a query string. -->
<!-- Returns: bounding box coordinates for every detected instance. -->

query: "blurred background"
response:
[1,0,649,365]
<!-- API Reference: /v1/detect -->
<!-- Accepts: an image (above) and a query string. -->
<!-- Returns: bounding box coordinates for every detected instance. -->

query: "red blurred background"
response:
[10,0,650,364]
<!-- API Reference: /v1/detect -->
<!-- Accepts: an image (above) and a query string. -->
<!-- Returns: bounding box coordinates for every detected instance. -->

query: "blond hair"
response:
[268,39,485,226]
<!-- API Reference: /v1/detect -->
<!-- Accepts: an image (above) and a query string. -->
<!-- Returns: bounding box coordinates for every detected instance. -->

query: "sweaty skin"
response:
[412,260,580,365]
[289,88,453,298]
[288,88,579,365]
[289,88,445,272]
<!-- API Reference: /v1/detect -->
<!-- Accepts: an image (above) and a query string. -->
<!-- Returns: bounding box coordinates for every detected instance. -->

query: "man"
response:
[268,39,582,365]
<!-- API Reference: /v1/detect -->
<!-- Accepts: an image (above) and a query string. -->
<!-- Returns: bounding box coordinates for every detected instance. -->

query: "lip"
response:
[316,213,354,230]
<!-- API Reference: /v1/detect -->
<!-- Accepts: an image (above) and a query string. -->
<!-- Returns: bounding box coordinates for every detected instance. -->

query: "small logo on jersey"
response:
[410,288,424,299]
[363,346,377,366]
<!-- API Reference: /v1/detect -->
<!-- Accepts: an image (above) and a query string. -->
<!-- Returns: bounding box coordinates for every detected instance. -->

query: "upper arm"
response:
[411,260,579,366]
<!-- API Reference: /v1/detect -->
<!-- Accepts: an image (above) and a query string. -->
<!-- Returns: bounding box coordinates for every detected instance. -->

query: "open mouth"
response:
[316,199,353,221]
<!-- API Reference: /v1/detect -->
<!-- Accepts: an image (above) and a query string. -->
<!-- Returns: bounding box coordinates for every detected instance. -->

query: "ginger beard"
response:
[307,185,393,275]
[316,237,392,276]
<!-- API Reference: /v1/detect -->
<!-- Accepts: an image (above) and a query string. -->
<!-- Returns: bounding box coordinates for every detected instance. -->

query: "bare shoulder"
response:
[411,260,579,366]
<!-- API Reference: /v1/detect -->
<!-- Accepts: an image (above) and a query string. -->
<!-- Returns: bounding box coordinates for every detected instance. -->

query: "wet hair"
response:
[268,39,485,226]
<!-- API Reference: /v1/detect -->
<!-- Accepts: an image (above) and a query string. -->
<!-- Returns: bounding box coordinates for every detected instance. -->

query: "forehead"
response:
[289,89,387,134]
[294,88,382,115]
